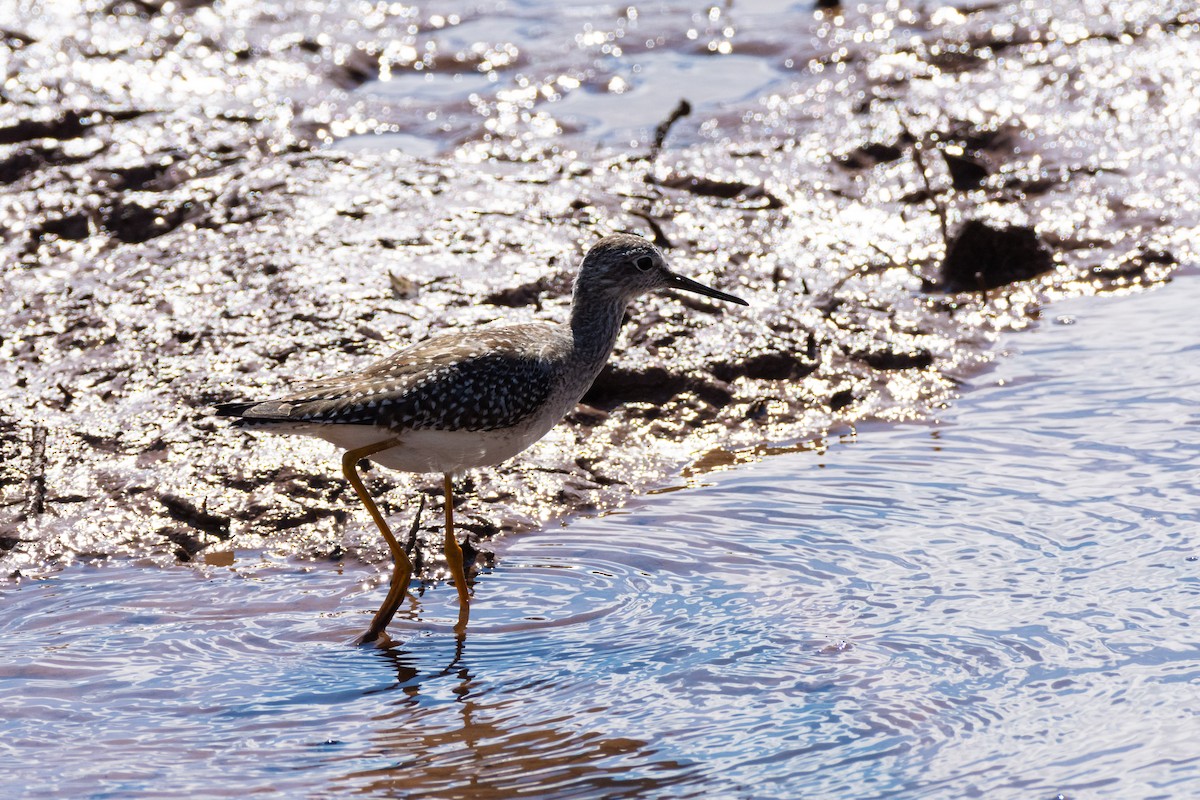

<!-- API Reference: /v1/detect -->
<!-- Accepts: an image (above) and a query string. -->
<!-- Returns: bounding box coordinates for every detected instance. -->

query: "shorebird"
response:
[217,233,748,643]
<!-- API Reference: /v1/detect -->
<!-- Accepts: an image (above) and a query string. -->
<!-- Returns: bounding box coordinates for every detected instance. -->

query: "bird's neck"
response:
[568,290,628,372]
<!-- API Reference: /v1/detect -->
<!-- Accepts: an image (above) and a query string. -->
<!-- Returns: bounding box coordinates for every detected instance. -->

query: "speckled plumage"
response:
[227,324,567,434]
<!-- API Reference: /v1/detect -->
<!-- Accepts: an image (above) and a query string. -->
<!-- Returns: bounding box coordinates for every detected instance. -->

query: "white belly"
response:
[250,382,581,475]
[305,423,555,474]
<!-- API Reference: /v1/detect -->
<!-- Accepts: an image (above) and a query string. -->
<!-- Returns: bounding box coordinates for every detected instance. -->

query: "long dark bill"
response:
[668,272,749,306]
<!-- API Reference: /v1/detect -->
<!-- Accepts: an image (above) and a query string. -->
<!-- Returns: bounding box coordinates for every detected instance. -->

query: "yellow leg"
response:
[443,472,470,635]
[342,439,413,645]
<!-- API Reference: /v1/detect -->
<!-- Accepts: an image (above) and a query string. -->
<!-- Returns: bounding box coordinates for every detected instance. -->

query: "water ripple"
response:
[3,283,1199,798]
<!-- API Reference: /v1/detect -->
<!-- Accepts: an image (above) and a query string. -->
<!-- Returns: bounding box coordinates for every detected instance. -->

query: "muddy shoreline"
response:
[1,2,1195,579]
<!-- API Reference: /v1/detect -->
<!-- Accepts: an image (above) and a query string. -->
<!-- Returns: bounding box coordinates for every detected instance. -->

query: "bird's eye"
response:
[634,256,654,271]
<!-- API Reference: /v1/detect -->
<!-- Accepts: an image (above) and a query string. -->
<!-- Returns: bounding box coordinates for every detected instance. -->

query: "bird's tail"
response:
[214,399,338,436]
[213,400,299,429]
[213,401,261,418]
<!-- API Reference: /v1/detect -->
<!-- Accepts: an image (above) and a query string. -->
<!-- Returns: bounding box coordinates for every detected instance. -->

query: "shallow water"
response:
[3,273,1197,797]
[349,0,823,155]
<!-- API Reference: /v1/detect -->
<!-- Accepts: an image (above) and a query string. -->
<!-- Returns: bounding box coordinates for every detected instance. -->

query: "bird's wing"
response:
[221,323,568,433]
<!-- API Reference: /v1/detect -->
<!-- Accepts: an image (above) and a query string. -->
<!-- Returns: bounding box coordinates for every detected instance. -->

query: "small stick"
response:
[900,120,950,252]
[410,494,429,582]
[649,99,692,163]
[404,494,425,555]
[629,210,673,249]
[407,493,426,577]
[24,425,46,519]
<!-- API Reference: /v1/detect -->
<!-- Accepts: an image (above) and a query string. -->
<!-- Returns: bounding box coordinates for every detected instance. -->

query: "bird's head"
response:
[573,233,748,308]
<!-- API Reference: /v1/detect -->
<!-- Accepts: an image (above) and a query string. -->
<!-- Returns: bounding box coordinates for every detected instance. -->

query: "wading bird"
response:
[218,233,748,643]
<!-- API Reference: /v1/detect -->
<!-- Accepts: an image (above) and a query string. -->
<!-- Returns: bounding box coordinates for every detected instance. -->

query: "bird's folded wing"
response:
[222,324,567,433]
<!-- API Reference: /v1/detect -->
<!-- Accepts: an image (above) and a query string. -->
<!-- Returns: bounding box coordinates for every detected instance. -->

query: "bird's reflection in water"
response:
[333,634,709,800]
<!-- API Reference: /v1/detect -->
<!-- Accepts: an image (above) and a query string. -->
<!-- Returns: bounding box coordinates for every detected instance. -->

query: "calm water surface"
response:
[2,279,1198,798]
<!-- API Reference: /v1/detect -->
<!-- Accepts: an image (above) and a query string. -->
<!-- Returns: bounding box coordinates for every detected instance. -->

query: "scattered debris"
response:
[938,220,1056,292]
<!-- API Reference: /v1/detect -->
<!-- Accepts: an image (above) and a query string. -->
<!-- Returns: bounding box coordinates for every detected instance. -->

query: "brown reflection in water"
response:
[332,643,705,799]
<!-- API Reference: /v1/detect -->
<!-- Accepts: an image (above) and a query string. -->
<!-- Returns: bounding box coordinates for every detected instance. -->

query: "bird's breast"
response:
[362,425,552,474]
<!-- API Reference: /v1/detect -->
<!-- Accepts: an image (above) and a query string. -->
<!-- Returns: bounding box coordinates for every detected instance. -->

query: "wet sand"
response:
[1,2,1197,581]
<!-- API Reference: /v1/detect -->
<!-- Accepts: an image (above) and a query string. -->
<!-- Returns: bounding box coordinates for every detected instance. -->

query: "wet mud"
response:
[1,1,1196,579]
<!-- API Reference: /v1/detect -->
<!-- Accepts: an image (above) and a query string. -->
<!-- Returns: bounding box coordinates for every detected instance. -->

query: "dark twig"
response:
[24,425,46,519]
[629,210,673,249]
[867,241,902,267]
[822,240,925,297]
[823,240,890,294]
[405,493,426,577]
[899,120,951,252]
[648,99,691,163]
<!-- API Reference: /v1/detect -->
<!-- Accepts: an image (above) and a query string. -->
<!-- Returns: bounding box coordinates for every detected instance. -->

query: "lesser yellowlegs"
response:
[217,233,748,643]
